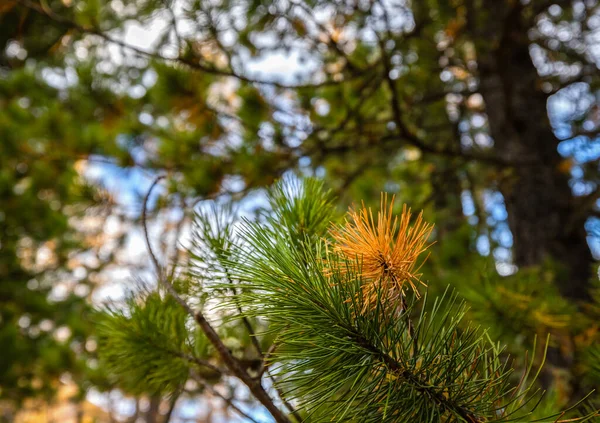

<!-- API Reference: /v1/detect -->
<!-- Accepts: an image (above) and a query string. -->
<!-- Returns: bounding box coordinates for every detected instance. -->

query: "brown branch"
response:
[194,312,291,423]
[189,370,261,423]
[160,0,182,52]
[142,175,168,282]
[239,308,263,358]
[126,316,230,378]
[310,124,532,167]
[374,35,527,167]
[173,351,228,376]
[257,340,280,378]
[259,334,302,422]
[15,0,351,90]
[369,7,536,168]
[266,373,301,423]
[200,3,233,66]
[221,268,302,423]
[309,72,384,138]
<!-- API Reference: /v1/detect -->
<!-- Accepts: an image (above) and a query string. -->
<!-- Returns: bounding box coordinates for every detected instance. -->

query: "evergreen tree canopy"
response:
[2,0,600,420]
[96,178,599,422]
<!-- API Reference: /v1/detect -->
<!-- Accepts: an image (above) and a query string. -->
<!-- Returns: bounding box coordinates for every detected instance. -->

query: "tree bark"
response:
[474,2,592,301]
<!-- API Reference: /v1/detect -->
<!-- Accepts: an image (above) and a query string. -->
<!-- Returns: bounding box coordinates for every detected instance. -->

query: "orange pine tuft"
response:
[330,193,434,311]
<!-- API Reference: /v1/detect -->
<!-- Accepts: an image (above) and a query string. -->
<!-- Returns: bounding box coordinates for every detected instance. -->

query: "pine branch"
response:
[193,312,291,423]
[376,38,533,167]
[140,175,291,423]
[225,180,521,421]
[345,322,482,422]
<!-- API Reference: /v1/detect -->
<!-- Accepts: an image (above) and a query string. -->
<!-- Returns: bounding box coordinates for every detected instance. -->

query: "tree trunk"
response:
[474,2,592,301]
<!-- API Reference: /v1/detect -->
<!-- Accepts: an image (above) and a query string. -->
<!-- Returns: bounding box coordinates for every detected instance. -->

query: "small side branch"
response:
[223,267,263,358]
[194,313,292,423]
[189,370,260,423]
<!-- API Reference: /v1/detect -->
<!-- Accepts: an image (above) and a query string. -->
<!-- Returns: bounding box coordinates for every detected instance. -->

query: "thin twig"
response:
[189,370,261,423]
[288,0,361,73]
[16,0,350,90]
[223,267,263,358]
[253,332,302,422]
[160,0,182,52]
[372,23,533,167]
[163,386,182,423]
[167,196,187,281]
[142,175,168,281]
[128,305,229,376]
[258,341,280,378]
[174,351,228,376]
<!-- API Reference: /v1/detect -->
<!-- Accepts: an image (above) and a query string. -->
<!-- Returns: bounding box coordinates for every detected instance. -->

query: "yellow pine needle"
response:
[330,193,434,312]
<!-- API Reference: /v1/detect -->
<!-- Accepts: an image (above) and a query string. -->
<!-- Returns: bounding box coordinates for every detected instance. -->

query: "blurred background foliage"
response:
[2,0,600,421]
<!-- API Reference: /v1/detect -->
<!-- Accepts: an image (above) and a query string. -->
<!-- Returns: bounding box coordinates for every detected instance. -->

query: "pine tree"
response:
[5,0,600,409]
[96,178,599,422]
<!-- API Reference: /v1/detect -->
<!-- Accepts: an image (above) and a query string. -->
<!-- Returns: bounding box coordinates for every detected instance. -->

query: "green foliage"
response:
[219,179,597,421]
[264,177,337,247]
[190,202,237,286]
[459,265,576,353]
[96,292,191,395]
[3,0,600,417]
[233,236,515,420]
[585,345,600,388]
[189,202,275,359]
[0,65,118,402]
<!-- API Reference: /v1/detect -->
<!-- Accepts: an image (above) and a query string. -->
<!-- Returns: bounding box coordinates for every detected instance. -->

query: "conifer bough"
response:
[97,177,598,422]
